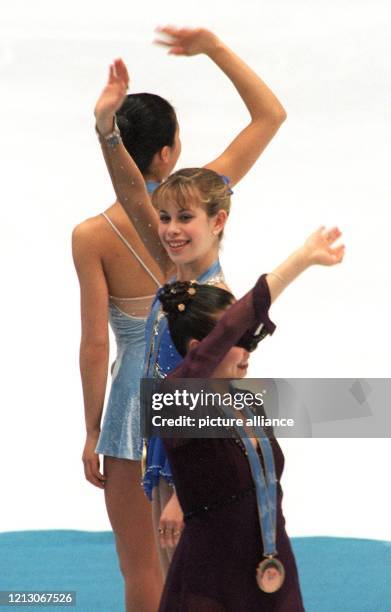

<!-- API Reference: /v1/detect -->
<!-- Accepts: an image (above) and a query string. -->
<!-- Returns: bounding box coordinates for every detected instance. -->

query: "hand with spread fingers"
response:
[158,491,184,549]
[266,226,345,303]
[154,25,220,57]
[303,226,345,266]
[94,58,129,135]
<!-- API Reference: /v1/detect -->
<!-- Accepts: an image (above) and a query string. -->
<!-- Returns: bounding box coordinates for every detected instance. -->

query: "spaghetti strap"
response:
[101,212,161,288]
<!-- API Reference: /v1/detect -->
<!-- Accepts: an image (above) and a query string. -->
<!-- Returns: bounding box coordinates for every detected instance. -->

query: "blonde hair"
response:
[151,168,231,238]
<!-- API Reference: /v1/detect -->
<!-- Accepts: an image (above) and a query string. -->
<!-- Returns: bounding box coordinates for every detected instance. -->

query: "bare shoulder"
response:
[72,215,109,272]
[72,213,112,258]
[72,214,107,245]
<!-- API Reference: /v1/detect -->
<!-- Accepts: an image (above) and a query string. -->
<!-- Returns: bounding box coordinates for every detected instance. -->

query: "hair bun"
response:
[159,281,197,316]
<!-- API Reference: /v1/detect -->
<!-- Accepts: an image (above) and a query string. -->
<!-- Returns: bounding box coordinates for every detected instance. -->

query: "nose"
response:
[165,220,181,237]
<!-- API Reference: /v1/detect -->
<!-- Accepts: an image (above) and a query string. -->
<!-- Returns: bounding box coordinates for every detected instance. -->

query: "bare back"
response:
[81,201,165,300]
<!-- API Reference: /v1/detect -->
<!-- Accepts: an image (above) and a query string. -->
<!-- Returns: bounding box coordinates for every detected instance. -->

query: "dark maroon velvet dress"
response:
[159,276,305,611]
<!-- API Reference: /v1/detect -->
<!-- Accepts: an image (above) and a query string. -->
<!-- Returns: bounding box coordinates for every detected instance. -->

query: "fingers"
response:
[312,225,342,246]
[113,58,130,87]
[168,47,186,55]
[324,226,342,244]
[155,25,181,37]
[108,64,115,85]
[331,244,346,263]
[107,59,129,90]
[153,38,176,50]
[154,25,195,53]
[153,37,186,55]
[83,458,106,489]
[158,523,183,549]
[163,525,175,549]
[156,25,196,37]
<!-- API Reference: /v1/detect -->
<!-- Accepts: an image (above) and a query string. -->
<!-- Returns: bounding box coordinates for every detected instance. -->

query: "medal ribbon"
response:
[220,401,277,557]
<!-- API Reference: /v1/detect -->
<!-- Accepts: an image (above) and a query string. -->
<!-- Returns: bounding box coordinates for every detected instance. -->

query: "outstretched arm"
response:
[172,226,345,379]
[95,61,172,275]
[155,26,287,186]
[266,226,345,301]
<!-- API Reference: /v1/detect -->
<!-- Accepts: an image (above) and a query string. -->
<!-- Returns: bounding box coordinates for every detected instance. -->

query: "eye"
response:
[179,213,194,223]
[159,213,170,224]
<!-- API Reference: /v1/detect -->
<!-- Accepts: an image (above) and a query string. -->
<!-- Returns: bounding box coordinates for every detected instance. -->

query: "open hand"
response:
[154,26,219,56]
[303,226,345,266]
[94,59,129,135]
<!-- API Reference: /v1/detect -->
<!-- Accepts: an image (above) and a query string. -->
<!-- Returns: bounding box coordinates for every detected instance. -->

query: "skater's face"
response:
[212,346,250,378]
[157,197,227,266]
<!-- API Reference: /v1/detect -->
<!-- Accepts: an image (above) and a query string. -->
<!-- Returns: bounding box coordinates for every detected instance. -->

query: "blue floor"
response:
[0,531,390,611]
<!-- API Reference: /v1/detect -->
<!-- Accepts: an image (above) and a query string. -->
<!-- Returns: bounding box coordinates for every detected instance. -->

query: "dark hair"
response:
[116,93,177,174]
[158,281,234,356]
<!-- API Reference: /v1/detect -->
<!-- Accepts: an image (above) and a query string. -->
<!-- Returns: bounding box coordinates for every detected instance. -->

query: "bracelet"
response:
[96,120,122,149]
[269,272,285,284]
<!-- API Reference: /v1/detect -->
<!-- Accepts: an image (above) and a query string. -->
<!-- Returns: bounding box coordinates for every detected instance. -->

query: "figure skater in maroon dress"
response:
[154,226,344,611]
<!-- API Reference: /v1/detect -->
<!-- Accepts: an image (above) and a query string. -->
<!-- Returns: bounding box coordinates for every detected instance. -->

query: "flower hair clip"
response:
[177,282,197,312]
[187,281,197,296]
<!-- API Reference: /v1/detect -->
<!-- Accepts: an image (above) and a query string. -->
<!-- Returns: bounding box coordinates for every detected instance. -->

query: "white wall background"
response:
[1,0,390,540]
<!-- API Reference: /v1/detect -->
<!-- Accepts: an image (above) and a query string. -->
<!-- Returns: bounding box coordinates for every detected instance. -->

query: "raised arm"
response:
[155,26,287,186]
[94,61,172,275]
[72,222,110,489]
[172,226,345,379]
[266,226,345,301]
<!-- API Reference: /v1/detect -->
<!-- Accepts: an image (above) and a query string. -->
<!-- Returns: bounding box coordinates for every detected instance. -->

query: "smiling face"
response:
[157,198,226,265]
[212,345,250,378]
[152,168,231,267]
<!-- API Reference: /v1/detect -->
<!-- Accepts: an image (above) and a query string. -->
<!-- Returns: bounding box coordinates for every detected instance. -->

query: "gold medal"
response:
[256,557,285,593]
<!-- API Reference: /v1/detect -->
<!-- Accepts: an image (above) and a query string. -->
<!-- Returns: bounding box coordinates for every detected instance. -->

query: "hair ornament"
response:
[220,174,234,196]
[177,303,186,312]
[187,287,196,296]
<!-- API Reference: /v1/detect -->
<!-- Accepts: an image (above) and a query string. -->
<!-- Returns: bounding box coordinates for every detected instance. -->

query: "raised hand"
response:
[94,58,129,135]
[303,226,345,266]
[267,226,345,302]
[154,26,219,57]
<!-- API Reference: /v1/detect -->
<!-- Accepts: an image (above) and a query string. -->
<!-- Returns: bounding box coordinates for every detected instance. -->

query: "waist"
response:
[109,307,148,342]
[183,485,255,521]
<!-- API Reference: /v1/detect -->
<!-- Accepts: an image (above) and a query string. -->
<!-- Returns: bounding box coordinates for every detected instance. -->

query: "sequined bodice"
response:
[143,263,226,379]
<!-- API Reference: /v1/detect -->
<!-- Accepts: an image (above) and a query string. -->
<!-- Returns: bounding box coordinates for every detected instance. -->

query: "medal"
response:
[256,556,285,593]
[222,393,285,593]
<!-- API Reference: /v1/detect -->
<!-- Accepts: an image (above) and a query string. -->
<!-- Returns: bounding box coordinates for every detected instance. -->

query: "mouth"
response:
[237,362,248,372]
[165,239,191,254]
